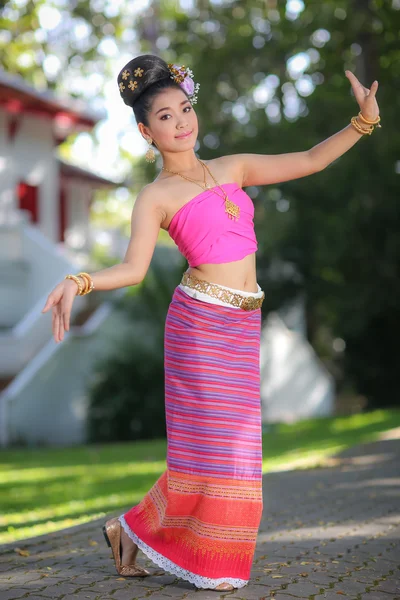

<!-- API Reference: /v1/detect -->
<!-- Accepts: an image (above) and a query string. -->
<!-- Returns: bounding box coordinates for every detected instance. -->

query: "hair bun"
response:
[117,54,170,108]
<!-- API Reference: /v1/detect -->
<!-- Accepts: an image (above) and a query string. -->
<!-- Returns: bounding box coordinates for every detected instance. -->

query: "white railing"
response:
[0,294,124,448]
[0,220,87,375]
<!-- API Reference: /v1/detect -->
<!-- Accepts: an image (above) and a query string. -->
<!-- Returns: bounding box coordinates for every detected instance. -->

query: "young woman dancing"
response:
[41,54,380,591]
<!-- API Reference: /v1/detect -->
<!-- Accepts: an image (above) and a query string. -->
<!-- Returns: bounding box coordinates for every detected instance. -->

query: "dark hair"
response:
[117,54,187,148]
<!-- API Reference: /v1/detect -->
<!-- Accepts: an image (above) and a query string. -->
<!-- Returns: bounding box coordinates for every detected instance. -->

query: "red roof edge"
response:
[0,69,106,129]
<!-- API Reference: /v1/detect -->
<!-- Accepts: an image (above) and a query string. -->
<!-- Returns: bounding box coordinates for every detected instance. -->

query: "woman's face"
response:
[142,87,198,152]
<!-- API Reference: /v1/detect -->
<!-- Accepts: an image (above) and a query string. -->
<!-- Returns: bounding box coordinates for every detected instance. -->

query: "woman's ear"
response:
[137,123,148,140]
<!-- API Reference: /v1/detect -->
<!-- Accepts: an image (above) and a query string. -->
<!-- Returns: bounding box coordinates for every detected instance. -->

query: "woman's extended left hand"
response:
[345,70,380,121]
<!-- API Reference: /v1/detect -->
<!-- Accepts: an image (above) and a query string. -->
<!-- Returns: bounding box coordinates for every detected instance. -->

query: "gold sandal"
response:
[102,517,150,577]
[213,583,235,591]
[201,582,235,591]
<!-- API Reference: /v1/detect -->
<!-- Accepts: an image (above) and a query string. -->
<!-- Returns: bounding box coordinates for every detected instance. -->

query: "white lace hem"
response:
[118,515,249,590]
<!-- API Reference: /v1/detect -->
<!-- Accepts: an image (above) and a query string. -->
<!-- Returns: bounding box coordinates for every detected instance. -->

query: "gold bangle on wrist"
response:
[358,110,381,128]
[65,274,83,295]
[77,273,90,294]
[82,277,88,294]
[64,272,95,296]
[350,111,381,136]
[78,272,95,295]
[350,116,374,135]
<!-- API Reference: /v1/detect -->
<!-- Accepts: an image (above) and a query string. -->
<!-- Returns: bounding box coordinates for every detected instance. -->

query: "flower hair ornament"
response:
[118,62,200,105]
[167,63,200,104]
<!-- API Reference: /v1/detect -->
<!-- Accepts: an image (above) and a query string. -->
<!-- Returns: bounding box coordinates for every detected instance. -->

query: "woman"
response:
[41,54,380,591]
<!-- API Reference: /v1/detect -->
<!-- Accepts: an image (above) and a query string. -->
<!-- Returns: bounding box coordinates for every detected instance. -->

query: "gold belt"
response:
[180,271,265,311]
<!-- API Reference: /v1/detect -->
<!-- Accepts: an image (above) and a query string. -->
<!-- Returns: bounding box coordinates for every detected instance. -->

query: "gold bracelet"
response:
[77,273,90,294]
[65,274,83,295]
[350,116,374,135]
[358,110,381,128]
[78,272,95,295]
[65,273,95,296]
[77,273,90,295]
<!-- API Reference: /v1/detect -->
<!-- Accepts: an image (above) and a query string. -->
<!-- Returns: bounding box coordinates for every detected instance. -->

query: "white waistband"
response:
[178,281,264,309]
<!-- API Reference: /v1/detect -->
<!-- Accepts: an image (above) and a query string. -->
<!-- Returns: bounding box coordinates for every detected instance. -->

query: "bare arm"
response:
[228,118,370,188]
[229,71,380,187]
[88,187,164,290]
[308,122,371,171]
[41,186,165,342]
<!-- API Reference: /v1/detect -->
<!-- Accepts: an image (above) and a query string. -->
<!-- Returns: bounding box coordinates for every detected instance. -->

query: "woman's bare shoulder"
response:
[142,177,174,206]
[137,178,174,225]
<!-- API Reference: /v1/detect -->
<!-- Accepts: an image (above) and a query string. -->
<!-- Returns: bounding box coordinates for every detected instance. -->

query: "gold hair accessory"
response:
[118,67,146,98]
[167,63,200,104]
[118,62,200,105]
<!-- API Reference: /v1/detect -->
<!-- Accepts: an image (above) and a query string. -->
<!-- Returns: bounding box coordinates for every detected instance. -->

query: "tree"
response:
[134,0,400,408]
[4,0,400,408]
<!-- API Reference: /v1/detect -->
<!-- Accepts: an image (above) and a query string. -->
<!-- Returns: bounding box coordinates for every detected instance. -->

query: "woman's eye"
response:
[160,106,192,120]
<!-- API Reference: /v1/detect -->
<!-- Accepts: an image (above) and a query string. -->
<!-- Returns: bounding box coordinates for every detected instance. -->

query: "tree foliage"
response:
[134,0,400,409]
[3,0,400,410]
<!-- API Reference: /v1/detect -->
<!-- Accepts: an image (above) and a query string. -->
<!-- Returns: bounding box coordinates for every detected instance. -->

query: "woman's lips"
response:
[175,130,193,139]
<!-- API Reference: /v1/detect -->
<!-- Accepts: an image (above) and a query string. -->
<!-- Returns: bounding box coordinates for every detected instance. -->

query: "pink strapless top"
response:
[167,182,258,268]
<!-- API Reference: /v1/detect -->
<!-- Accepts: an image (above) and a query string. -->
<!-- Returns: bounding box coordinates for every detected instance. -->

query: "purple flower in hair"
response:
[168,62,200,104]
[180,76,194,96]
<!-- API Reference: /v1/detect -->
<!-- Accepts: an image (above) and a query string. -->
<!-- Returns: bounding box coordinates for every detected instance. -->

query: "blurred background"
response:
[0,0,399,543]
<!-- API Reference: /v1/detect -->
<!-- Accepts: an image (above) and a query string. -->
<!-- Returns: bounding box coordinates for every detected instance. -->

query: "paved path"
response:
[1,434,399,600]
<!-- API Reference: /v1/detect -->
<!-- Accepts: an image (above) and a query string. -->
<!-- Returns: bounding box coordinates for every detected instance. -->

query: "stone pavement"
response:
[1,434,399,600]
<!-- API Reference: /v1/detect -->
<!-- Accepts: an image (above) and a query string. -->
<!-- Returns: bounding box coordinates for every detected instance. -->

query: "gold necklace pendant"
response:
[225,198,240,221]
[199,159,240,221]
[162,159,241,221]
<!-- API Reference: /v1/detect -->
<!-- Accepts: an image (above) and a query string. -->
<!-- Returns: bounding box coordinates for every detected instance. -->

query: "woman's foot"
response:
[213,582,235,591]
[103,517,150,577]
[120,524,139,565]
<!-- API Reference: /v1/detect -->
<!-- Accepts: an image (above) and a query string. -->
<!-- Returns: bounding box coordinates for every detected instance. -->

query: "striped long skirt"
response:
[119,283,264,589]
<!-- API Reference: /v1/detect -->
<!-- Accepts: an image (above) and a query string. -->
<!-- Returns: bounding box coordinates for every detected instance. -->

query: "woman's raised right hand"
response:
[41,278,80,343]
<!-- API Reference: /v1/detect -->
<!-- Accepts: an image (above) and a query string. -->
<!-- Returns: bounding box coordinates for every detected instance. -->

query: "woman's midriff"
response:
[186,252,258,293]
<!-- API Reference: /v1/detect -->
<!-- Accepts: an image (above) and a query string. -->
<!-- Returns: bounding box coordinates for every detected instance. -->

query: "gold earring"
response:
[145,137,155,163]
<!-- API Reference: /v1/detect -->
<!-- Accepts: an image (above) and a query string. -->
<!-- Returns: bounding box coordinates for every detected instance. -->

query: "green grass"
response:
[1,408,399,545]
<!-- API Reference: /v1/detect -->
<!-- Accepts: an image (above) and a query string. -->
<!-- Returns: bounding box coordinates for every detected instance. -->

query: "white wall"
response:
[0,107,59,242]
[0,212,30,326]
[260,312,335,424]
[0,111,18,223]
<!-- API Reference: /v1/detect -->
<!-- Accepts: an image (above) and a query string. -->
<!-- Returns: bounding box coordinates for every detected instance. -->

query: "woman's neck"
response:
[161,152,202,174]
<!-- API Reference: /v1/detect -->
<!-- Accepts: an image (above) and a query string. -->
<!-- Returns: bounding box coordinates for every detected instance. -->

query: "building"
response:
[0,70,124,446]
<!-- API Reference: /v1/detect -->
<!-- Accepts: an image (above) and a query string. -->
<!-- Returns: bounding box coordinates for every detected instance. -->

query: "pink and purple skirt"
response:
[119,283,264,589]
